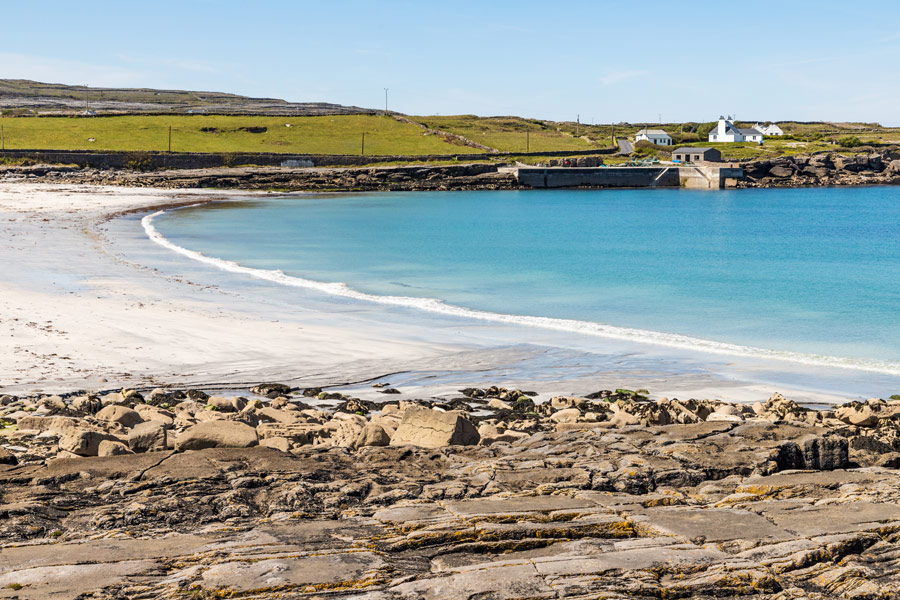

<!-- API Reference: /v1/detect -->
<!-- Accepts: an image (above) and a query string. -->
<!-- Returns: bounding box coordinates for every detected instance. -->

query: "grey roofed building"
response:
[672,147,722,163]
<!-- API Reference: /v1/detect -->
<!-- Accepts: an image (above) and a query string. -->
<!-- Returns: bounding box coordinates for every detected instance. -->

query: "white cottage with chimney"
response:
[708,116,764,144]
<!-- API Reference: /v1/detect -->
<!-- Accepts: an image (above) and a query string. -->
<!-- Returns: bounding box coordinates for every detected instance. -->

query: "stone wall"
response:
[0,146,618,171]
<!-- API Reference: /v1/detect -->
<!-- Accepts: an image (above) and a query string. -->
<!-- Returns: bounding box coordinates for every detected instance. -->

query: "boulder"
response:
[390,407,480,448]
[889,159,900,174]
[70,395,102,414]
[205,396,242,413]
[801,166,831,178]
[0,447,17,465]
[175,421,259,451]
[808,153,834,167]
[134,405,175,425]
[260,436,291,452]
[777,435,848,470]
[251,383,293,397]
[98,440,132,457]
[835,403,880,427]
[328,413,367,447]
[768,165,795,178]
[488,398,512,411]
[96,405,143,428]
[58,429,121,457]
[128,420,168,452]
[256,407,303,424]
[16,415,80,434]
[354,423,391,448]
[550,408,581,423]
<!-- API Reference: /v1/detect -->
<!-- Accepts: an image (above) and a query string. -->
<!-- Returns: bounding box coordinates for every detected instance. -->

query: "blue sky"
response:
[3,0,900,123]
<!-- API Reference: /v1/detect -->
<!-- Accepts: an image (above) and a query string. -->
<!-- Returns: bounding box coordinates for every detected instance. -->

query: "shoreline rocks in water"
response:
[6,383,900,597]
[738,148,900,187]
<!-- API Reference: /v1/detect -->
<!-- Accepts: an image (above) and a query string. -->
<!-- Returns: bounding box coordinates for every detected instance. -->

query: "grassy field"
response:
[0,114,480,155]
[2,112,899,160]
[413,115,615,153]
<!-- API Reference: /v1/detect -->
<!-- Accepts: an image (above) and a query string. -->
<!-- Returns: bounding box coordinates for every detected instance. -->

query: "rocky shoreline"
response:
[6,383,900,597]
[738,148,900,188]
[5,148,900,191]
[0,163,521,191]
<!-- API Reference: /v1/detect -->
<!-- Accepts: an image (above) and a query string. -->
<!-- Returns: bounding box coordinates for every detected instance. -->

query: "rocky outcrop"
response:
[740,148,900,187]
[4,386,900,598]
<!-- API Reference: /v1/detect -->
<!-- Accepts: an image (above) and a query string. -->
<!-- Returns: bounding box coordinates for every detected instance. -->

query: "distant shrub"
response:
[634,140,664,150]
[838,136,862,148]
[670,132,700,144]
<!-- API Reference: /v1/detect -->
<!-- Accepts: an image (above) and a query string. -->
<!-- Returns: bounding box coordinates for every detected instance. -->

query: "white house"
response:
[635,128,672,146]
[753,123,784,136]
[708,116,764,144]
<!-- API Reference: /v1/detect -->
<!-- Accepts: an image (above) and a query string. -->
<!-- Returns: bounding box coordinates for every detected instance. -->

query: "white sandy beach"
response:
[0,181,894,404]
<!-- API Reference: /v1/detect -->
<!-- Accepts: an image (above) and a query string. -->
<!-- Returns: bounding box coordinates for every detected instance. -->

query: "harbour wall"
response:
[514,166,743,189]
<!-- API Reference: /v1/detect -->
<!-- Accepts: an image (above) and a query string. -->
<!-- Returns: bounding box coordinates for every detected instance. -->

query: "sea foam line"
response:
[142,207,900,377]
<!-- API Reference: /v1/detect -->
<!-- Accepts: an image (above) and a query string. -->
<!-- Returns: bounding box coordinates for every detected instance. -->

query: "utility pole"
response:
[611,122,615,146]
[576,114,580,136]
[361,132,365,155]
[168,126,172,153]
[384,88,389,115]
[85,84,89,112]
[1,125,4,151]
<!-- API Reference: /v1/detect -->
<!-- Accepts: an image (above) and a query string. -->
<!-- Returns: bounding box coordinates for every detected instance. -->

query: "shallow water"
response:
[150,187,900,376]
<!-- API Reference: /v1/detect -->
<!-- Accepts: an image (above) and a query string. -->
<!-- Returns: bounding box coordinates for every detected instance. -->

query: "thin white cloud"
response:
[0,53,146,87]
[598,70,648,85]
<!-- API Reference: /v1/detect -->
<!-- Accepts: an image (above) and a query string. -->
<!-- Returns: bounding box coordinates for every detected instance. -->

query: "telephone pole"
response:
[168,126,172,153]
[361,132,365,155]
[384,88,389,115]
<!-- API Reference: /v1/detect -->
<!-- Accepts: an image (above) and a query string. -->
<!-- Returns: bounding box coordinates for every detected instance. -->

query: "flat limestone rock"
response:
[631,507,793,543]
[0,560,158,598]
[200,552,384,592]
[390,406,479,448]
[531,543,728,576]
[392,562,555,600]
[765,501,900,536]
[444,495,599,518]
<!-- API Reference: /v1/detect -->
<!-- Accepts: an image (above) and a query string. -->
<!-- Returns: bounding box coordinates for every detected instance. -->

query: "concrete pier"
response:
[514,165,743,189]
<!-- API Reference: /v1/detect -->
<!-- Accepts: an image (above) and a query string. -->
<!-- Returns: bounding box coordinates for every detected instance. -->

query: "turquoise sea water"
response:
[149,188,900,373]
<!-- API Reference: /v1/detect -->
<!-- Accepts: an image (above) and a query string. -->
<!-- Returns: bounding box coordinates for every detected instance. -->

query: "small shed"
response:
[672,147,721,163]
